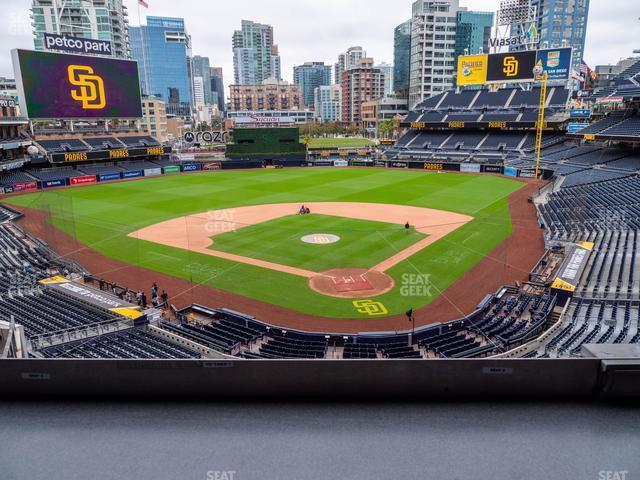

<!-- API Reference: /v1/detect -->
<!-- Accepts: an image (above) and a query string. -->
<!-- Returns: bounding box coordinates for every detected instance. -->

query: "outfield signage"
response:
[504,166,519,177]
[44,33,113,56]
[333,160,349,167]
[51,146,170,163]
[457,48,572,85]
[482,165,503,174]
[122,170,142,179]
[183,131,229,144]
[163,165,181,174]
[595,96,624,104]
[181,164,200,172]
[567,123,589,134]
[70,175,97,186]
[144,168,162,177]
[98,172,121,182]
[12,180,38,192]
[391,162,408,169]
[460,163,481,173]
[41,178,66,189]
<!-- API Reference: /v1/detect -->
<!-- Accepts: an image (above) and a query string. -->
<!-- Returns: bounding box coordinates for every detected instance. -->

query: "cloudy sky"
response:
[1,0,638,94]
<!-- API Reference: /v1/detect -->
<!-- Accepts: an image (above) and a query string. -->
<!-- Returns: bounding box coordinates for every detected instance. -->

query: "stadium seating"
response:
[40,328,201,359]
[117,136,161,147]
[82,137,126,150]
[36,139,89,153]
[0,169,37,187]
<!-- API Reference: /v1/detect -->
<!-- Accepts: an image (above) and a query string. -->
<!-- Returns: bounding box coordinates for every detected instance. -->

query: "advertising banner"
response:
[519,168,538,178]
[181,164,200,172]
[535,48,572,80]
[202,162,222,171]
[98,172,121,182]
[482,165,503,174]
[460,163,481,173]
[70,175,97,186]
[567,123,589,134]
[504,166,519,177]
[12,49,142,119]
[41,178,67,189]
[457,55,488,86]
[122,170,142,179]
[333,160,349,167]
[570,109,591,119]
[144,168,162,177]
[3,186,14,194]
[390,162,408,169]
[12,180,38,192]
[43,33,113,56]
[486,50,538,83]
[163,165,181,174]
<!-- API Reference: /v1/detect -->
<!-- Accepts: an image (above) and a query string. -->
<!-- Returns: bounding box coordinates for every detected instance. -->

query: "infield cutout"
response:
[301,233,340,245]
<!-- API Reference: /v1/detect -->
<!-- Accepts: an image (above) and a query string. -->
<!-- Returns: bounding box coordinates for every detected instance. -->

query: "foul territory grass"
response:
[6,168,523,319]
[210,214,426,272]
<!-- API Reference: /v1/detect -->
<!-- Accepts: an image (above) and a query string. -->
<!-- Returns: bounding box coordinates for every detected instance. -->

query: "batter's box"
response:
[331,274,374,292]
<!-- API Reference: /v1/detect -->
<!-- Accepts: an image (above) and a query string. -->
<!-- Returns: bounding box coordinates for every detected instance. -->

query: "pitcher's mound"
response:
[309,268,395,298]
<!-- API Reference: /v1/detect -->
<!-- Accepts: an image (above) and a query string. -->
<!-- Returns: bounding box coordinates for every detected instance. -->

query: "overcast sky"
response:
[2,0,638,94]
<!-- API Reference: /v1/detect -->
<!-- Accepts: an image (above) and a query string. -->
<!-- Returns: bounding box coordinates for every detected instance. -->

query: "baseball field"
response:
[6,168,526,320]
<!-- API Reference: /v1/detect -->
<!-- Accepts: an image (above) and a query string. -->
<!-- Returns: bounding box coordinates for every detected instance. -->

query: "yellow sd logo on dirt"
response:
[68,65,106,109]
[353,300,388,316]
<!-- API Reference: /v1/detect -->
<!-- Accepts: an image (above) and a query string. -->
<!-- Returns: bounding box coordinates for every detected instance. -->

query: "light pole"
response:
[533,62,548,180]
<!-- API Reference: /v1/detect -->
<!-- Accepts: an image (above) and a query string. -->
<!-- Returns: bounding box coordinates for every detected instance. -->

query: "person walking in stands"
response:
[151,283,158,301]
[136,291,142,306]
[99,278,105,291]
[141,293,148,309]
[125,290,133,304]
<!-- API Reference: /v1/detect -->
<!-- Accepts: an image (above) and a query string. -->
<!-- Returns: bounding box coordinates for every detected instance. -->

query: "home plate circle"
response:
[301,233,340,244]
[309,268,395,299]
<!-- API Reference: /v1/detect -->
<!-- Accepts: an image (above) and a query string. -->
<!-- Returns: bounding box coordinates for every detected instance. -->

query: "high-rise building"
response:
[141,96,168,142]
[228,79,303,111]
[335,47,366,84]
[232,20,282,84]
[393,20,412,98]
[455,11,493,58]
[409,0,461,108]
[341,58,385,124]
[293,62,332,107]
[31,0,130,58]
[192,56,212,104]
[376,62,394,97]
[528,0,591,74]
[130,16,193,111]
[314,85,342,123]
[193,77,205,105]
[209,67,225,113]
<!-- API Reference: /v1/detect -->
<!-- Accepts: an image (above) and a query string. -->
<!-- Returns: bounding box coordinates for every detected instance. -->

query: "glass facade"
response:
[192,56,212,104]
[233,20,281,84]
[393,20,412,98]
[293,62,332,108]
[130,16,192,110]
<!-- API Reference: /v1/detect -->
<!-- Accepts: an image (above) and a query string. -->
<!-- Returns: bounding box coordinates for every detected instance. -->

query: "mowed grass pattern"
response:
[6,168,523,318]
[210,214,426,272]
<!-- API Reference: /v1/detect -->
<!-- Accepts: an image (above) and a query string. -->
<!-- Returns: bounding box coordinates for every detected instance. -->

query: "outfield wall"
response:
[1,160,554,196]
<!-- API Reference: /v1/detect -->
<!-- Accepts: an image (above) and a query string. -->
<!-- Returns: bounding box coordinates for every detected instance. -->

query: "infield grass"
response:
[210,214,426,272]
[6,168,523,318]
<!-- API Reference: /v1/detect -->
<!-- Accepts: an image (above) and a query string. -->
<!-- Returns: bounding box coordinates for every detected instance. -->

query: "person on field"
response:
[405,221,411,232]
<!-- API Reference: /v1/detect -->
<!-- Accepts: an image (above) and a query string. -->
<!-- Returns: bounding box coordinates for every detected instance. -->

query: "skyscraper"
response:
[529,0,591,74]
[192,56,212,104]
[31,0,130,58]
[130,16,193,111]
[409,0,461,108]
[335,47,366,84]
[209,67,225,113]
[232,20,282,84]
[293,62,332,107]
[341,58,385,124]
[376,62,394,97]
[314,85,342,123]
[393,20,412,98]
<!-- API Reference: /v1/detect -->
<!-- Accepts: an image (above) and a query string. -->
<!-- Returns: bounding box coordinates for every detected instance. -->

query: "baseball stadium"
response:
[1,45,640,373]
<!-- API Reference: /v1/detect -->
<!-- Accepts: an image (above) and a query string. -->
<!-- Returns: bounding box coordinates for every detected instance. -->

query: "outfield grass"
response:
[210,214,426,272]
[306,137,375,149]
[6,168,523,318]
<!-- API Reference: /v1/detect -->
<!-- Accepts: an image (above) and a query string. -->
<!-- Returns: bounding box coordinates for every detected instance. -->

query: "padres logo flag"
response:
[68,65,106,109]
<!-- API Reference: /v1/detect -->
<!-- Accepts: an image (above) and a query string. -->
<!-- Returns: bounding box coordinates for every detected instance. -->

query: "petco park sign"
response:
[44,33,113,56]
